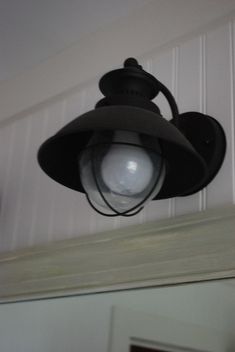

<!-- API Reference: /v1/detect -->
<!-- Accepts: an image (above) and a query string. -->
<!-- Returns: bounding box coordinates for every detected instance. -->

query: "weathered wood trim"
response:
[0,204,235,303]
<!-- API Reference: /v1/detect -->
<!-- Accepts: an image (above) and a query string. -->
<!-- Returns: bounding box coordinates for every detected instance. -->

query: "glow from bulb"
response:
[101,144,154,196]
[127,161,137,173]
[79,130,165,215]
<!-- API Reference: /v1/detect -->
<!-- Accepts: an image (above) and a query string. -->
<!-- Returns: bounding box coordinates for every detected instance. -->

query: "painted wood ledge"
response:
[0,204,235,303]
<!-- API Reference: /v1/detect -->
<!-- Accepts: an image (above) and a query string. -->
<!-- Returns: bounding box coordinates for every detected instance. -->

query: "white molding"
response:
[1,0,235,124]
[0,204,235,303]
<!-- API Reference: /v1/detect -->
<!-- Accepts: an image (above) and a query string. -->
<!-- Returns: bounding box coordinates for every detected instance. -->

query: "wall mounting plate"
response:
[174,112,226,196]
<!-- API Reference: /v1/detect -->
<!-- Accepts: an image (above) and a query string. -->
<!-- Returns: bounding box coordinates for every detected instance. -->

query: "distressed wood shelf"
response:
[0,204,235,303]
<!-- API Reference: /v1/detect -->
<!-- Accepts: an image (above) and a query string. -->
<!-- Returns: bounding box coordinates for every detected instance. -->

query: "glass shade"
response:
[79,131,165,215]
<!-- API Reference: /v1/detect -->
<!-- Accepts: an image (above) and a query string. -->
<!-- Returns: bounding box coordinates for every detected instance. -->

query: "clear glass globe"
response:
[79,131,165,215]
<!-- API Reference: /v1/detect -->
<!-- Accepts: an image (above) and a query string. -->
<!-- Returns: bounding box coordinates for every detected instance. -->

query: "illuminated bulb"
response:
[101,143,154,195]
[79,130,165,215]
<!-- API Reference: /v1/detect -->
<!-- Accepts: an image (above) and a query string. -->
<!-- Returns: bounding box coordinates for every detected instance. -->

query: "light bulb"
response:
[101,144,154,195]
[79,130,165,215]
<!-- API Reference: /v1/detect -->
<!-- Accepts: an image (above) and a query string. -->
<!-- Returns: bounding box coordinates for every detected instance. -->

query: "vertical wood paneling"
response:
[46,101,67,242]
[151,50,174,120]
[175,37,202,216]
[12,111,47,249]
[28,106,63,247]
[0,118,29,251]
[0,19,234,252]
[205,23,233,207]
[0,126,10,207]
[10,117,32,250]
[199,35,207,211]
[27,110,54,247]
[144,50,173,223]
[0,124,16,251]
[231,20,235,203]
[1,120,21,250]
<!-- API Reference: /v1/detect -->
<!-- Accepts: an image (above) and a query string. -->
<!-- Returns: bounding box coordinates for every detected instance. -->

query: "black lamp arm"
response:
[158,81,180,126]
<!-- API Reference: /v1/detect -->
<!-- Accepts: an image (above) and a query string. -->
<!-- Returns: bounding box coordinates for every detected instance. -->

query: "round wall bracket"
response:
[173,112,226,196]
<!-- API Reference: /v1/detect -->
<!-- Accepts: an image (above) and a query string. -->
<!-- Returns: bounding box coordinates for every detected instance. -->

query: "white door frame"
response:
[109,307,230,352]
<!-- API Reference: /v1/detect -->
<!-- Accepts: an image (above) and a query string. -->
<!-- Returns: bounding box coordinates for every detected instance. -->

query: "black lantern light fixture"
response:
[38,58,226,217]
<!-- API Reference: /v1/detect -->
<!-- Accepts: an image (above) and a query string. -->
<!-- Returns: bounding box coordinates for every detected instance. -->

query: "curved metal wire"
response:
[86,194,143,217]
[158,81,180,127]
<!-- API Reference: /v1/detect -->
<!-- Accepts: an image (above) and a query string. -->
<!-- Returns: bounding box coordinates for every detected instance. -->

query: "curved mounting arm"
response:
[158,81,180,127]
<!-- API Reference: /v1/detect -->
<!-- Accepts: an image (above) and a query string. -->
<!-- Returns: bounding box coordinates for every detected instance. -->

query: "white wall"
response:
[0,281,234,352]
[1,0,235,122]
[0,17,235,252]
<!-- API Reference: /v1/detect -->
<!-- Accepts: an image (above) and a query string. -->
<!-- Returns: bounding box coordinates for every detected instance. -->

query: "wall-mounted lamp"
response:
[38,58,226,217]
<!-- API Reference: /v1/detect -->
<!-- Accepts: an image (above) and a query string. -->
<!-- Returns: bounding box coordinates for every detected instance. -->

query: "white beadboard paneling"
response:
[231,20,235,203]
[143,50,173,223]
[27,111,52,247]
[0,125,12,194]
[10,117,32,250]
[178,38,201,112]
[36,99,95,245]
[46,100,67,241]
[12,111,47,249]
[65,91,85,121]
[0,118,30,252]
[0,124,15,251]
[175,37,202,216]
[151,49,174,120]
[205,23,233,207]
[29,105,64,247]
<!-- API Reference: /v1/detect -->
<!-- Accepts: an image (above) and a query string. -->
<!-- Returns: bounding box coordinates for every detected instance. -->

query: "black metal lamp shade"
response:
[38,106,206,197]
[38,58,226,216]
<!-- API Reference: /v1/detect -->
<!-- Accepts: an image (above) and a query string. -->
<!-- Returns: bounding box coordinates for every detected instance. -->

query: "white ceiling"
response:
[0,0,150,81]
